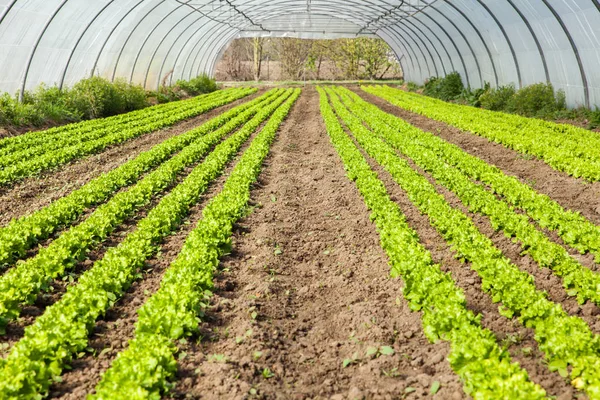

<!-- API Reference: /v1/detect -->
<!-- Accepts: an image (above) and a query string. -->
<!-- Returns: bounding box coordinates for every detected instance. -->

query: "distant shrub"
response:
[406,81,421,92]
[480,84,516,111]
[424,72,464,101]
[458,82,490,108]
[177,73,218,96]
[67,76,149,119]
[588,107,600,129]
[506,82,563,118]
[0,93,43,126]
[113,79,148,112]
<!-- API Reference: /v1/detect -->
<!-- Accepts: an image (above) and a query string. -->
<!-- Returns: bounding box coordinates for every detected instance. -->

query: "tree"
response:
[252,37,265,81]
[275,38,313,80]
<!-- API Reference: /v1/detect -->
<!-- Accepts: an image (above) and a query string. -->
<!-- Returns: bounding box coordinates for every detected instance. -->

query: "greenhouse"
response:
[2,1,600,399]
[1,0,600,106]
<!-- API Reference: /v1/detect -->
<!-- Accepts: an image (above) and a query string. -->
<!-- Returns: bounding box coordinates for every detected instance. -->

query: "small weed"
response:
[262,368,275,379]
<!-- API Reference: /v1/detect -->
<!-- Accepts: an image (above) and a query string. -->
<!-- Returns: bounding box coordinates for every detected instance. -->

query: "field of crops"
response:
[1,85,600,399]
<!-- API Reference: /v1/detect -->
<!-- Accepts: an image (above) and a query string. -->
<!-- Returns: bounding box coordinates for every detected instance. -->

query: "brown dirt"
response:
[169,87,463,400]
[343,119,579,398]
[354,88,600,228]
[0,91,263,226]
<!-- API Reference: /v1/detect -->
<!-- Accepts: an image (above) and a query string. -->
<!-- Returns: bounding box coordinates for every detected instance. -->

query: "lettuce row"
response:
[0,89,248,168]
[0,89,231,157]
[0,88,255,186]
[317,86,546,399]
[0,89,294,400]
[364,85,600,181]
[90,88,301,400]
[326,87,600,398]
[361,87,600,264]
[0,89,285,332]
[335,86,600,306]
[0,89,272,268]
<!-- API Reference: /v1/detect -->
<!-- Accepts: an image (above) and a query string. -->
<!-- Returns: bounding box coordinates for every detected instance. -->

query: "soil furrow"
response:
[169,87,463,400]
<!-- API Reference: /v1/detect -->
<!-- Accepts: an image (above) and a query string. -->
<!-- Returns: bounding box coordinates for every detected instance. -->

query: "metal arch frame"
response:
[377,28,416,80]
[182,23,233,81]
[178,0,448,82]
[58,0,115,90]
[403,15,455,74]
[142,8,200,88]
[90,0,146,79]
[540,0,590,108]
[474,0,522,88]
[167,20,222,86]
[377,27,417,79]
[206,0,388,28]
[227,4,377,32]
[156,12,212,90]
[211,1,440,80]
[387,21,439,77]
[19,0,69,101]
[505,0,550,83]
[194,25,242,78]
[128,1,192,84]
[206,30,244,78]
[427,3,484,87]
[401,17,447,75]
[380,24,422,78]
[383,24,431,80]
[0,0,17,25]
[411,11,471,87]
[225,0,464,84]
[442,0,499,87]
[109,0,166,83]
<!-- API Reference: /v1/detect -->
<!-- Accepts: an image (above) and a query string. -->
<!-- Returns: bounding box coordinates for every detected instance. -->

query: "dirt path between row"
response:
[0,91,263,226]
[170,87,464,399]
[354,88,600,228]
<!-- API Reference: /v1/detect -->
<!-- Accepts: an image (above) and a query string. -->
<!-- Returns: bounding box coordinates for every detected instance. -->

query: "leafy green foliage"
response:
[0,90,282,330]
[176,73,218,96]
[0,90,295,400]
[318,86,546,399]
[0,89,257,272]
[366,85,600,181]
[344,86,600,397]
[0,88,254,186]
[479,83,516,111]
[504,83,565,118]
[340,86,600,306]
[365,85,600,262]
[423,72,464,101]
[90,89,300,400]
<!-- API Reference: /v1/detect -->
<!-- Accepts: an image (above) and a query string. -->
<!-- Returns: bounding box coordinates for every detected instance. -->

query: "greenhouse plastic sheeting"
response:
[1,0,600,107]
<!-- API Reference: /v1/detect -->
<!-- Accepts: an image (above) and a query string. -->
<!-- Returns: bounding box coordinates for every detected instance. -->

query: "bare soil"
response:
[0,91,263,226]
[169,87,463,400]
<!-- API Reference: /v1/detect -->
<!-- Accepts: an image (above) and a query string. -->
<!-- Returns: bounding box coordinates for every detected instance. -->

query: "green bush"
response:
[1,74,214,129]
[113,79,149,112]
[406,81,421,92]
[479,84,516,111]
[424,71,464,101]
[176,73,218,96]
[588,108,600,129]
[0,93,44,126]
[458,82,490,108]
[506,82,564,118]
